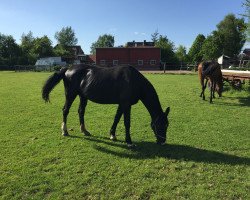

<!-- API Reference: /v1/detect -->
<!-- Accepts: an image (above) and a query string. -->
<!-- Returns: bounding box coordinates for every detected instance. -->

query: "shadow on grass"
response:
[211,95,250,107]
[82,136,250,166]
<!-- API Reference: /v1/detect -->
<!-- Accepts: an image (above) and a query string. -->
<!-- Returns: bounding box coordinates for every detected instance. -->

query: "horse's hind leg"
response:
[110,105,123,141]
[62,93,77,136]
[210,81,215,103]
[78,96,91,136]
[200,78,208,100]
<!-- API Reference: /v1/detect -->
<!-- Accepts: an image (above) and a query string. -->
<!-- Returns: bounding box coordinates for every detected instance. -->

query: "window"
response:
[138,60,143,66]
[113,60,118,66]
[150,60,156,65]
[100,60,106,65]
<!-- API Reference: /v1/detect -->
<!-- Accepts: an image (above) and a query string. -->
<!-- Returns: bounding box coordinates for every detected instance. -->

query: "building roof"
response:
[243,48,250,54]
[126,40,155,47]
[96,47,160,50]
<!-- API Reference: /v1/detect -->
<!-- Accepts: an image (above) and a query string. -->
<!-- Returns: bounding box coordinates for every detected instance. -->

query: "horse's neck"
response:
[140,83,163,120]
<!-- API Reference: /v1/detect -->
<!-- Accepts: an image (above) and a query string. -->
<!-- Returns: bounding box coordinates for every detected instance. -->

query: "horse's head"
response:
[216,79,223,97]
[151,107,170,145]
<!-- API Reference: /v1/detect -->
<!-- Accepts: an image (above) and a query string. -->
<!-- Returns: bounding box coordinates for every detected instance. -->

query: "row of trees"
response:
[0,13,248,67]
[0,27,78,66]
[91,14,248,65]
[153,14,247,65]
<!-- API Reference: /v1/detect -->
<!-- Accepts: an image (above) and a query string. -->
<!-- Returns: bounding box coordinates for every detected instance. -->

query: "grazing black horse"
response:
[42,64,170,146]
[198,61,223,103]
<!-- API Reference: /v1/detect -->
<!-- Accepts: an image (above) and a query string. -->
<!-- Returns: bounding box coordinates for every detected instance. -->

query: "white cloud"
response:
[134,31,147,36]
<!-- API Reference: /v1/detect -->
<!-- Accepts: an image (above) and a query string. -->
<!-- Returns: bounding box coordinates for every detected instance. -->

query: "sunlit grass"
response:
[0,71,249,199]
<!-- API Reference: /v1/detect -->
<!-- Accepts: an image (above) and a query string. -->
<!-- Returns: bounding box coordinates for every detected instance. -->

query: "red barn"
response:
[95,47,161,70]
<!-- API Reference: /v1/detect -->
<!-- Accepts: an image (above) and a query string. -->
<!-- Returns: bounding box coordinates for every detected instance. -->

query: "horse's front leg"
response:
[79,96,91,136]
[123,105,134,147]
[110,105,122,141]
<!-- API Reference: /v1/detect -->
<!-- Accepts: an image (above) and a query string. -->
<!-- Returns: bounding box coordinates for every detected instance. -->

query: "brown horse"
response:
[198,61,223,103]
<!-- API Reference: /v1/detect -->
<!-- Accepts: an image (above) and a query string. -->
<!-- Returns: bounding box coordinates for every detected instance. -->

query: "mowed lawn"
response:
[0,71,249,199]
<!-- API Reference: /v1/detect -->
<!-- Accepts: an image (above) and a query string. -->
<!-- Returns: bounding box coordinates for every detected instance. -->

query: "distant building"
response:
[218,55,231,68]
[243,48,250,57]
[35,57,66,70]
[54,45,85,64]
[95,46,161,70]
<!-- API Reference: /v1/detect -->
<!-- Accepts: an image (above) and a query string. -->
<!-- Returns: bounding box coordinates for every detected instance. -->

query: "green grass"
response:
[0,71,249,199]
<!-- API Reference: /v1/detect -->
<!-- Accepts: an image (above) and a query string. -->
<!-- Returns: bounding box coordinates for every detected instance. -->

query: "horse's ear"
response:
[165,107,170,117]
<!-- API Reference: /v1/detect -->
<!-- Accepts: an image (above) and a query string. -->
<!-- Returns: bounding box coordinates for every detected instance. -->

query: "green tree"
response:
[216,14,247,57]
[20,31,36,65]
[188,34,206,64]
[55,26,78,46]
[90,34,114,54]
[175,45,188,63]
[53,44,71,57]
[151,29,159,43]
[32,35,54,58]
[200,31,223,60]
[155,35,177,64]
[0,33,20,65]
[243,0,250,41]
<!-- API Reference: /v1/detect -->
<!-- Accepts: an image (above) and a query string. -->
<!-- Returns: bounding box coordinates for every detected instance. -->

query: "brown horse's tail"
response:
[42,67,68,102]
[198,62,203,86]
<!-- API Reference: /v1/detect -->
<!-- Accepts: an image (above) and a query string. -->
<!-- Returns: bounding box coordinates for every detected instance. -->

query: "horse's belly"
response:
[88,95,119,104]
[83,89,120,104]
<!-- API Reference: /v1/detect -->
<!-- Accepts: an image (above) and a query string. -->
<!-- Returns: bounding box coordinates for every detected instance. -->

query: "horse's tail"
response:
[42,67,68,102]
[198,62,203,85]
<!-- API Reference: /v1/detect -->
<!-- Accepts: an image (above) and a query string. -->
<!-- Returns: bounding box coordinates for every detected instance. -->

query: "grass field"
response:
[0,71,249,199]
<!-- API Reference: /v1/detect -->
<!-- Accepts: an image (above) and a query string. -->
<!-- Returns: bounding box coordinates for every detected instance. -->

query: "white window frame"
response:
[150,60,156,65]
[100,60,106,65]
[138,60,143,66]
[113,60,118,66]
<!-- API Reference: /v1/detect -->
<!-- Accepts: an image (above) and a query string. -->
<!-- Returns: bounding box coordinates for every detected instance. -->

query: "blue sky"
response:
[0,0,248,54]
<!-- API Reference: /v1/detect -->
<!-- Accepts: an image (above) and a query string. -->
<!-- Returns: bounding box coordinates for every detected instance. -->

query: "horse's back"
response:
[67,64,144,104]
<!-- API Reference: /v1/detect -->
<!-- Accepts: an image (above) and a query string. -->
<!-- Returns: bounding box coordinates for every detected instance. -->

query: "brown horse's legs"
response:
[200,78,208,100]
[110,105,122,141]
[210,81,215,103]
[78,96,90,136]
[62,93,77,136]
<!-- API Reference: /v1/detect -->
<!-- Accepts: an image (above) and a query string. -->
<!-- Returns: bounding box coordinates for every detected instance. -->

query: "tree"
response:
[175,45,188,63]
[0,33,20,65]
[200,31,223,60]
[216,14,247,57]
[90,34,114,54]
[53,44,71,57]
[20,31,36,65]
[55,26,78,46]
[155,35,177,64]
[32,35,54,58]
[151,29,159,43]
[243,0,250,41]
[188,34,206,64]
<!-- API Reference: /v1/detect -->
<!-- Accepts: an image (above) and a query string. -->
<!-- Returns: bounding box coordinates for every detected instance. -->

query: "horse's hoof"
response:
[127,143,136,148]
[62,132,69,136]
[110,135,117,141]
[83,131,91,136]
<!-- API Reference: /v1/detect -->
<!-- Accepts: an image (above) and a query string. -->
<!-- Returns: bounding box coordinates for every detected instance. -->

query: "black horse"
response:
[42,64,170,146]
[198,61,223,103]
